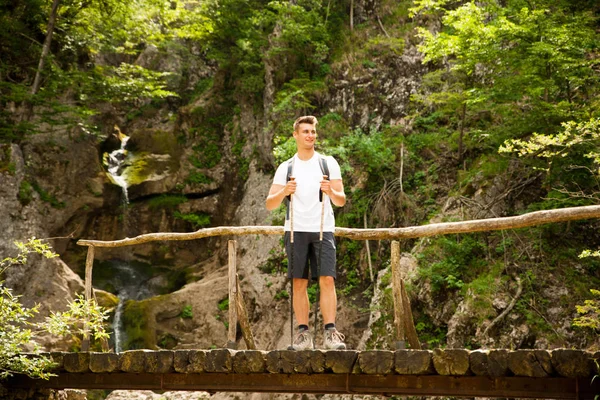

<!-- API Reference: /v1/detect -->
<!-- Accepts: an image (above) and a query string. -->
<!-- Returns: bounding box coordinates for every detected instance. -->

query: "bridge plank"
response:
[204,349,233,372]
[469,349,510,377]
[89,352,119,373]
[233,350,267,373]
[173,350,191,373]
[187,350,206,373]
[358,350,394,374]
[324,350,358,373]
[395,350,435,374]
[64,352,90,373]
[433,349,470,375]
[265,350,295,374]
[551,349,595,378]
[508,349,553,377]
[119,350,149,373]
[145,350,174,373]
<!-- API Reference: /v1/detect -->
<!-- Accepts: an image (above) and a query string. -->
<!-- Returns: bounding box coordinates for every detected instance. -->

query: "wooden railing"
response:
[76,204,600,351]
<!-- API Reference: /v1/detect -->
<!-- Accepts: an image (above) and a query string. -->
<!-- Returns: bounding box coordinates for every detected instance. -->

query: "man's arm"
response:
[266,179,296,211]
[321,177,346,207]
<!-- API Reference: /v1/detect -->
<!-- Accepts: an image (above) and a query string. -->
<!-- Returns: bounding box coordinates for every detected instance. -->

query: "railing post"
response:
[236,273,256,349]
[391,241,406,349]
[227,240,238,349]
[81,245,94,352]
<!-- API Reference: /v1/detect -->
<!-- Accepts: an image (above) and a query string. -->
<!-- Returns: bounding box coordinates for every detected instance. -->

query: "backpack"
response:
[284,155,330,220]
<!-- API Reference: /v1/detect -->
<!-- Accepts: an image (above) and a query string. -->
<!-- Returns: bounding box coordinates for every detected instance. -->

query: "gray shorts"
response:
[284,231,337,280]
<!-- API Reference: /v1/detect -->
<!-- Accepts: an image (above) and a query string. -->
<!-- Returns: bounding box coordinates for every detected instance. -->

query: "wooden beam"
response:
[5,372,595,398]
[391,241,406,348]
[75,205,600,247]
[81,245,94,352]
[227,240,237,349]
[236,273,256,350]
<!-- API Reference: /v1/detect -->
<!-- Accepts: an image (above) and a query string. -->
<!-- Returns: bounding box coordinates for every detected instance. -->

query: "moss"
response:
[147,194,188,209]
[18,180,33,205]
[122,299,154,350]
[94,290,119,309]
[31,180,65,208]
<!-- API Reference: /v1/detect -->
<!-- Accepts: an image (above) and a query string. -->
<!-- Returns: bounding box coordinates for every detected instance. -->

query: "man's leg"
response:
[319,276,337,325]
[292,278,310,325]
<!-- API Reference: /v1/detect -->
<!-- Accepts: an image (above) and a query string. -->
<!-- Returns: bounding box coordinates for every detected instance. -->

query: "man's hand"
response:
[320,175,332,196]
[284,177,297,196]
[320,175,346,207]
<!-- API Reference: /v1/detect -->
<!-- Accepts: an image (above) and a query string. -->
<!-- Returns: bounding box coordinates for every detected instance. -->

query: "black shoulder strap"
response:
[318,156,329,178]
[318,156,329,202]
[285,157,294,220]
[286,157,294,183]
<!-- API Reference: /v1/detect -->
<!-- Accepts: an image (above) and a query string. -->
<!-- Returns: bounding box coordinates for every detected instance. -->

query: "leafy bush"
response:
[173,212,211,229]
[148,194,188,209]
[181,305,193,319]
[0,239,108,379]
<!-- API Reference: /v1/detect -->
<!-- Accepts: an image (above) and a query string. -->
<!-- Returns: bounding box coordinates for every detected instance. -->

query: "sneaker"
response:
[323,328,346,350]
[291,330,313,350]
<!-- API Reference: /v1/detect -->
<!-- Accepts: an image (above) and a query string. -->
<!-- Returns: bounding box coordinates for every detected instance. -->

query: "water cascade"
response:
[106,132,131,204]
[104,260,154,352]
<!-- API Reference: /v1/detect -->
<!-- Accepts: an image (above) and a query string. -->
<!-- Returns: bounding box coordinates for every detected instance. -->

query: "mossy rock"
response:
[94,289,119,309]
[122,299,155,350]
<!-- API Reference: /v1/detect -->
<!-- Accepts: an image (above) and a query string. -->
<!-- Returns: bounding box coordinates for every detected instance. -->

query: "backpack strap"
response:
[284,157,295,220]
[318,156,329,202]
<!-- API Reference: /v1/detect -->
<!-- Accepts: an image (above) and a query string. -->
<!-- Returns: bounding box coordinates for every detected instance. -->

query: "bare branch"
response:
[76,204,600,247]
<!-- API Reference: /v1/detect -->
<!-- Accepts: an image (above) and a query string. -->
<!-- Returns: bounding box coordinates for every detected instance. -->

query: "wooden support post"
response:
[227,240,238,349]
[81,245,94,352]
[401,280,422,350]
[236,273,256,350]
[391,241,406,349]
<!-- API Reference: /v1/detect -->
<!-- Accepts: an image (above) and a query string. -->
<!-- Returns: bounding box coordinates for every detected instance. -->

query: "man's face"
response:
[293,123,317,149]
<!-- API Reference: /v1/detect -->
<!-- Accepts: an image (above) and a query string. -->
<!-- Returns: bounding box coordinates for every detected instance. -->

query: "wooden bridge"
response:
[4,348,599,398]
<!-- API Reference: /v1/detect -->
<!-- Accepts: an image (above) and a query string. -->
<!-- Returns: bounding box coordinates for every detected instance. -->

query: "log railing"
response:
[76,204,600,351]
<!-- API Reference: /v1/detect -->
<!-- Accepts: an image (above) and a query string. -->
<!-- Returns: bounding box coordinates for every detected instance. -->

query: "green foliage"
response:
[173,211,211,229]
[147,194,188,209]
[411,0,600,163]
[31,181,65,209]
[188,128,223,169]
[573,289,600,331]
[185,172,213,186]
[18,181,33,206]
[0,238,108,379]
[180,305,193,319]
[218,298,229,311]
[122,300,152,349]
[274,290,289,300]
[418,235,487,294]
[415,317,447,348]
[500,118,600,199]
[42,295,110,346]
[258,248,287,275]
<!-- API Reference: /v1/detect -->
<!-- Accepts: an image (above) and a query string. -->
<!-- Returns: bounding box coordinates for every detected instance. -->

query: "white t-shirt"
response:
[273,152,342,233]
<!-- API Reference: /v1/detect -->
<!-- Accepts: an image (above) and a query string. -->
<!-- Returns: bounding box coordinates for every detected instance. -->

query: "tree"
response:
[411,0,600,164]
[0,238,109,380]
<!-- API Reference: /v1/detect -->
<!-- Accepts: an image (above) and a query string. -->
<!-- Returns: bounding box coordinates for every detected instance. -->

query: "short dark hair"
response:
[293,115,318,132]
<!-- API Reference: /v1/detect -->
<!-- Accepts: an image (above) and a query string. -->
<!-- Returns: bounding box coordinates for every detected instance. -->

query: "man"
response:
[266,115,347,350]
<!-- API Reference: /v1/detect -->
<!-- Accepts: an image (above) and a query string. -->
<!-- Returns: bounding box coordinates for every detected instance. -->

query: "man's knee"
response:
[319,276,335,291]
[293,278,309,291]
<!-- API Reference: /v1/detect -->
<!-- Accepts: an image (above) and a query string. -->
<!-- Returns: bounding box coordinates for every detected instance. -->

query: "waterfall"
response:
[106,134,131,204]
[105,260,153,353]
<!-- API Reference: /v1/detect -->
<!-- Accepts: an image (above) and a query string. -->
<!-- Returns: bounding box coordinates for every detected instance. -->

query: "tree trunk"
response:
[76,204,600,246]
[350,0,354,31]
[458,101,467,165]
[31,0,61,96]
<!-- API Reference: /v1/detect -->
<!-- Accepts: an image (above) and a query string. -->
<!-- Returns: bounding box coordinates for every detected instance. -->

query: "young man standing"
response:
[266,115,347,350]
